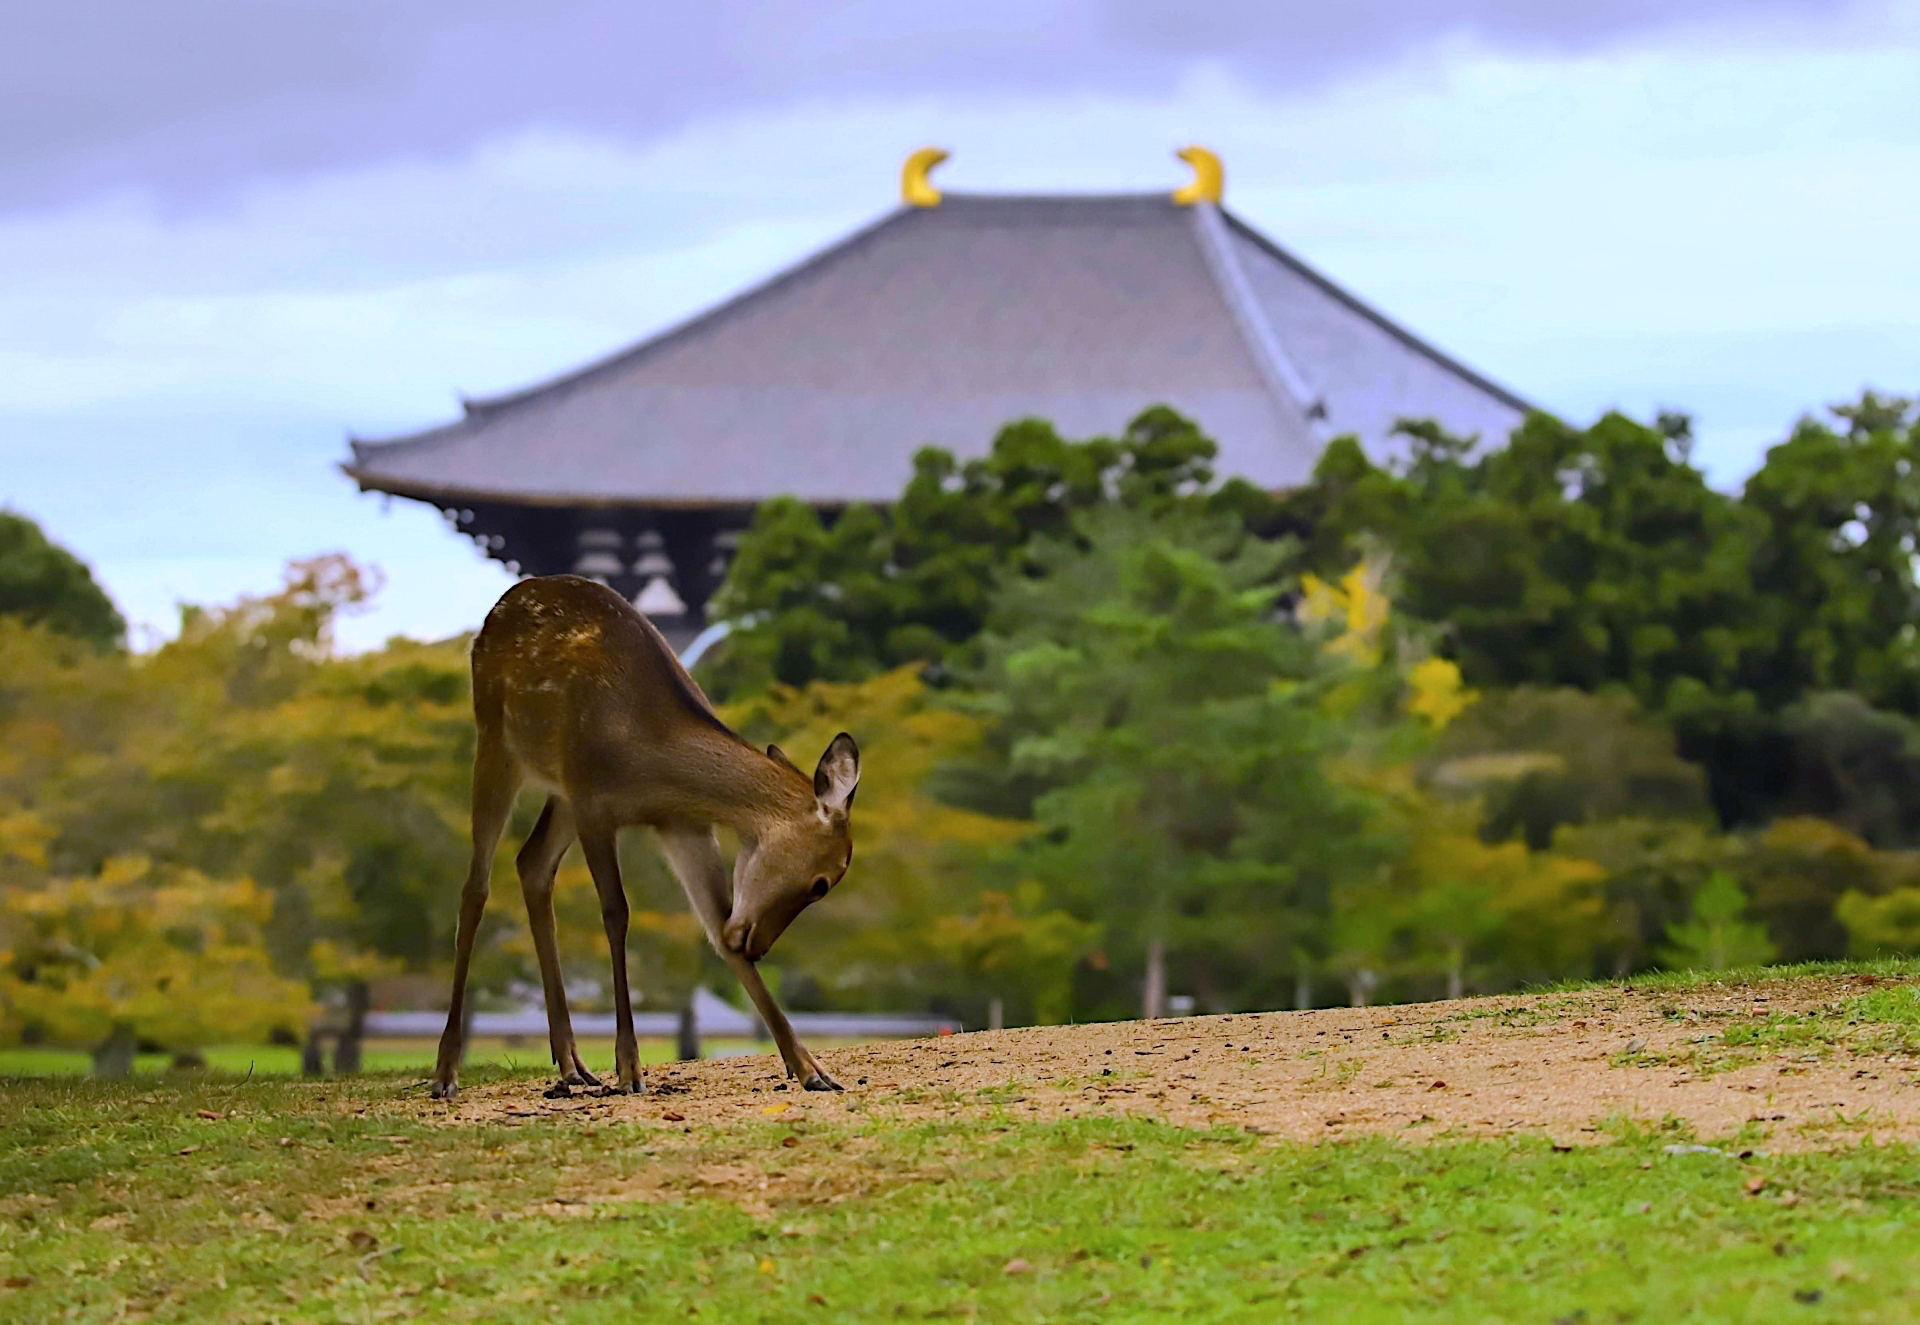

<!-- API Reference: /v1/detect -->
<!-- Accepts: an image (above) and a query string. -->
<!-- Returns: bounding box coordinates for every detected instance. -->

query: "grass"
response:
[1602,976,1920,1078]
[0,1038,770,1079]
[1542,956,1920,997]
[3,1067,1919,1322]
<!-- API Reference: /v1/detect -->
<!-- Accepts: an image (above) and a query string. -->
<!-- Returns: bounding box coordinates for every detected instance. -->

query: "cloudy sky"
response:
[2,1,1915,649]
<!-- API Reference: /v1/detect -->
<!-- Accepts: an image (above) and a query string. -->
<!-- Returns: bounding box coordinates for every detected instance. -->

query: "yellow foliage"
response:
[0,803,53,869]
[1329,783,1608,990]
[927,885,1097,1024]
[1405,803,1604,919]
[308,940,405,986]
[1298,561,1389,666]
[721,668,1036,1004]
[1758,814,1877,861]
[1405,656,1477,731]
[0,861,312,1048]
[723,667,1032,864]
[1837,887,1920,956]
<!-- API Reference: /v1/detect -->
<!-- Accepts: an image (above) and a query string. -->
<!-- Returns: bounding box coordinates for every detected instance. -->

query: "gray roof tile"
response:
[346,192,1527,506]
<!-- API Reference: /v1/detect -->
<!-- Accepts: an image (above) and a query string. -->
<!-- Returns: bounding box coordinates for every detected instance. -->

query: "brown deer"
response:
[430,575,859,1099]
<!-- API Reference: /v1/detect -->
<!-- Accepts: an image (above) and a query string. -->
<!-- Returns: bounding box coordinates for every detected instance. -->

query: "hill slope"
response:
[428,971,1920,1152]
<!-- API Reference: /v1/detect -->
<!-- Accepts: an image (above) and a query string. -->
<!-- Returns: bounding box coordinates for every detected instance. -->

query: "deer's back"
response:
[472,576,730,792]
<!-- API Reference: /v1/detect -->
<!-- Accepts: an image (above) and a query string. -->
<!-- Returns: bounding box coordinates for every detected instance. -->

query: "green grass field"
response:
[4,973,1920,1322]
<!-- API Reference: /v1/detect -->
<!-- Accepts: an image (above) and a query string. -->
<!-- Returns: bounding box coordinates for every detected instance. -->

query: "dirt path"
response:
[410,976,1920,1152]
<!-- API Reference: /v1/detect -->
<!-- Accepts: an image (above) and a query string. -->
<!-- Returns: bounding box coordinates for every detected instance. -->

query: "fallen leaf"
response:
[3,1276,32,1289]
[760,1103,790,1116]
[347,1229,378,1252]
[175,1145,200,1156]
[196,1109,222,1121]
[758,1258,776,1274]
[1745,1176,1767,1195]
[808,1293,827,1306]
[1429,1081,1447,1090]
[660,1112,685,1122]
[781,1135,801,1148]
[1003,1257,1032,1276]
[278,1137,295,1147]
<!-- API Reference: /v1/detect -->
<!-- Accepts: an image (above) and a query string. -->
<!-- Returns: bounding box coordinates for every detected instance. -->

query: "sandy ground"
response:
[408,976,1920,1153]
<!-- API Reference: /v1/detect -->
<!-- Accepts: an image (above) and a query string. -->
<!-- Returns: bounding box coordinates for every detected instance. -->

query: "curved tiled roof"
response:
[345,193,1528,508]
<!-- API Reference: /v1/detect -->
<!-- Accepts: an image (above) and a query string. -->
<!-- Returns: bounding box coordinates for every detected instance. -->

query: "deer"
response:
[430,574,859,1100]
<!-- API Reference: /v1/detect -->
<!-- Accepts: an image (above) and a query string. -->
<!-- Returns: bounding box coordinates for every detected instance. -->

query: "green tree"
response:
[1739,393,1920,713]
[707,407,1233,697]
[1425,687,1710,849]
[1277,413,1763,713]
[963,506,1381,1019]
[0,511,124,650]
[1553,817,1743,977]
[1657,870,1776,972]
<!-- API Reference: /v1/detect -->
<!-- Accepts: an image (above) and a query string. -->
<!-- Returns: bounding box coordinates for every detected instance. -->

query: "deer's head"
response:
[724,732,860,962]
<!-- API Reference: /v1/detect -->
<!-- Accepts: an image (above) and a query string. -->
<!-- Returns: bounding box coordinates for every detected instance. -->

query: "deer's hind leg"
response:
[432,731,519,1100]
[518,795,599,1096]
[579,821,645,1095]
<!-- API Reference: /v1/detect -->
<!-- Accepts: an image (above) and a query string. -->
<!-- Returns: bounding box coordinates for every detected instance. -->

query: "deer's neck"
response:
[676,725,814,834]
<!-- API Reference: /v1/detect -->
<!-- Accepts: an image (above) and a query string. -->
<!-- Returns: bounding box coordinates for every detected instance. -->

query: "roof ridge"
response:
[1219,210,1533,416]
[1186,201,1329,447]
[932,189,1172,202]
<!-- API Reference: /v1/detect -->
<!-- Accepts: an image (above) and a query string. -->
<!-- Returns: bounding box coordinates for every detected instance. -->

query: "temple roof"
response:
[344,191,1529,509]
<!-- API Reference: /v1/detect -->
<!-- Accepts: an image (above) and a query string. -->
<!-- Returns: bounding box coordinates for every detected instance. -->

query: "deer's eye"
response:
[810,877,830,900]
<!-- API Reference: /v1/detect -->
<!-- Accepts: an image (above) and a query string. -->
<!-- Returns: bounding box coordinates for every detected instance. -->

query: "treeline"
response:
[6,393,1920,1061]
[709,394,1920,1023]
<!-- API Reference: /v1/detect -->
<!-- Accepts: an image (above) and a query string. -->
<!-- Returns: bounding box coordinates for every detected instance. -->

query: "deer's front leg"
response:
[658,827,841,1091]
[724,952,841,1091]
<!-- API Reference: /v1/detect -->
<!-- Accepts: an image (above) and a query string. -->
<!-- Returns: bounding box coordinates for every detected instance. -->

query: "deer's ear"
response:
[813,732,860,811]
[767,744,802,775]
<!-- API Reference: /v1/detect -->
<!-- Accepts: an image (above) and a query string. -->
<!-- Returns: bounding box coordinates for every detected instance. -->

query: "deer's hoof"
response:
[568,1065,602,1088]
[599,1079,646,1097]
[429,1080,457,1101]
[802,1072,843,1093]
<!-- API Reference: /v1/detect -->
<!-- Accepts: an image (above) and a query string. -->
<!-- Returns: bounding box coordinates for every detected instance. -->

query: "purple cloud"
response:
[0,0,1872,211]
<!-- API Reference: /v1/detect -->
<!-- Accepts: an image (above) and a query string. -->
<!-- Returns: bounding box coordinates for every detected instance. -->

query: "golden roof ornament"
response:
[1173,145,1223,205]
[901,147,950,207]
